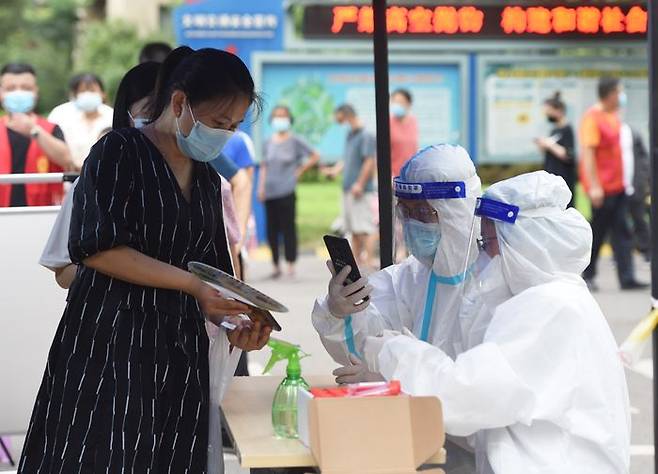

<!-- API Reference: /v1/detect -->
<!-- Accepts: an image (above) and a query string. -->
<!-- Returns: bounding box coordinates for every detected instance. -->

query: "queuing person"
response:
[48,73,114,168]
[620,124,651,261]
[39,61,161,289]
[534,91,575,206]
[258,105,320,278]
[0,63,73,207]
[361,172,630,474]
[389,88,418,178]
[390,88,419,260]
[138,41,173,64]
[19,47,271,473]
[323,104,377,268]
[580,76,647,290]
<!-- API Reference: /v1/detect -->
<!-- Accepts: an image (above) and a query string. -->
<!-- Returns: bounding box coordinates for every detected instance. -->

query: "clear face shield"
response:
[393,177,467,265]
[462,197,520,290]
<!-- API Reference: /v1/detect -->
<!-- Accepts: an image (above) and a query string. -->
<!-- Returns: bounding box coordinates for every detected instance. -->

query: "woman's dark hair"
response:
[270,104,294,125]
[112,61,159,130]
[69,73,105,94]
[544,91,566,112]
[392,88,413,104]
[139,42,173,64]
[150,46,261,122]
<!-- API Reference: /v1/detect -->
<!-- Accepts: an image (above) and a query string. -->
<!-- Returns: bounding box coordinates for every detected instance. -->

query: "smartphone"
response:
[323,235,369,302]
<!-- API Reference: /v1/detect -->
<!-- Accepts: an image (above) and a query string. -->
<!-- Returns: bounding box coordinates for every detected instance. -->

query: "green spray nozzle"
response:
[263,338,309,378]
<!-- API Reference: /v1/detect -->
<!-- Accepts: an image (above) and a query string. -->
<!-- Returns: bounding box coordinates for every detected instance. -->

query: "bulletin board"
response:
[477,55,648,164]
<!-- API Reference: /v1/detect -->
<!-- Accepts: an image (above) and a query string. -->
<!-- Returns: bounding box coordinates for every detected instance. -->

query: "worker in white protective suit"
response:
[363,171,631,474]
[312,144,482,375]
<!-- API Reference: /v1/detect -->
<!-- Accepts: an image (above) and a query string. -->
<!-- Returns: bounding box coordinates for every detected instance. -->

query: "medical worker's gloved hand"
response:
[326,260,373,319]
[364,330,401,373]
[333,354,384,384]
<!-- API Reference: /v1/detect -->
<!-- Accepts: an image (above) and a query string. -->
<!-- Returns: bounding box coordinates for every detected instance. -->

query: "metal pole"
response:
[648,2,658,472]
[372,0,393,269]
[0,173,78,184]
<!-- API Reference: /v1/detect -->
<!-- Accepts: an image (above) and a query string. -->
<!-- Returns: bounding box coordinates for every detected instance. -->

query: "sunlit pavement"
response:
[1,251,654,473]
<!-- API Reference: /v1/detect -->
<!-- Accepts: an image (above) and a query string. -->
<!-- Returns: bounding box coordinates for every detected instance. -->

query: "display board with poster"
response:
[478,56,648,164]
[252,54,468,163]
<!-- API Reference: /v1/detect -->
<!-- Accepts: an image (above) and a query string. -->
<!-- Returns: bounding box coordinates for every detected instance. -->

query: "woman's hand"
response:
[188,276,251,323]
[227,321,272,351]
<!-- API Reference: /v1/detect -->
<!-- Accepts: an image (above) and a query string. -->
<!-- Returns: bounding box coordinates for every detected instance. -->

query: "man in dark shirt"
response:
[0,63,73,207]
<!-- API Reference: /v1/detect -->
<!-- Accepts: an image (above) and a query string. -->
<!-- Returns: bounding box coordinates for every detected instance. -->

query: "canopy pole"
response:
[648,2,658,472]
[373,0,393,269]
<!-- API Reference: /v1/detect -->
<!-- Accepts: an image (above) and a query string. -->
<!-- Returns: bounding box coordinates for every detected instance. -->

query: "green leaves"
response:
[0,0,173,113]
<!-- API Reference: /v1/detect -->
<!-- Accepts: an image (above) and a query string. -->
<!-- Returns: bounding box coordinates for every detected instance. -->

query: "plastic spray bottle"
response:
[263,338,310,439]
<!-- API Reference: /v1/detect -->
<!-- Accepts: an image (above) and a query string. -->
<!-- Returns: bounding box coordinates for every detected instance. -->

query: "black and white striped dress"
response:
[19,128,233,473]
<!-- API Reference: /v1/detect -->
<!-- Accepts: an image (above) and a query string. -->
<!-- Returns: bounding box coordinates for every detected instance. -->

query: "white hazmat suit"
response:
[312,144,482,365]
[366,171,631,474]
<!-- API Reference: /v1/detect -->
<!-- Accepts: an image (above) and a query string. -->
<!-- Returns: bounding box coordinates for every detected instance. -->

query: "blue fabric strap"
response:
[343,315,362,359]
[420,270,468,342]
[420,272,439,342]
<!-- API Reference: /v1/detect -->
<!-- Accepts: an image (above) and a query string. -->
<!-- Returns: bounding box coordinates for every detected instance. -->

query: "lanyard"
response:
[420,271,468,342]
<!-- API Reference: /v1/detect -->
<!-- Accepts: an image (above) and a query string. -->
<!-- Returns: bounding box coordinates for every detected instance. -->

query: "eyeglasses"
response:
[396,203,439,223]
[477,236,498,252]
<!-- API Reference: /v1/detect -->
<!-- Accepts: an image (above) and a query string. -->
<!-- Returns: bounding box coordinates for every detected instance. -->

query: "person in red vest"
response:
[0,63,73,207]
[580,76,647,291]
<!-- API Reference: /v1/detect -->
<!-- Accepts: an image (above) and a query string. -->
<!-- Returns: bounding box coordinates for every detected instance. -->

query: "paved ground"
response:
[1,251,654,473]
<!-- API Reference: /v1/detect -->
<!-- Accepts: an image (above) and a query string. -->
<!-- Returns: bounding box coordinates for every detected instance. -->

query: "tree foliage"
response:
[75,21,173,103]
[0,0,80,113]
[0,0,174,114]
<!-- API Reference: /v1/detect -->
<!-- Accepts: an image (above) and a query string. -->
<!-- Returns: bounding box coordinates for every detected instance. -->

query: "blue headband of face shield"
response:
[475,197,519,224]
[394,177,466,200]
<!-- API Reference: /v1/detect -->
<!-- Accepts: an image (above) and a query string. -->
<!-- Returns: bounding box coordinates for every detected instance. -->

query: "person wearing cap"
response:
[363,171,630,474]
[312,144,482,380]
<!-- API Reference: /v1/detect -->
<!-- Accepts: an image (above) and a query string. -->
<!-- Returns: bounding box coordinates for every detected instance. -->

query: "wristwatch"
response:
[30,125,41,138]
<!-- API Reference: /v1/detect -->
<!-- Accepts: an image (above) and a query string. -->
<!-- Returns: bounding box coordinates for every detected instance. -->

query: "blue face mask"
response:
[404,219,441,264]
[2,90,36,114]
[618,91,628,109]
[390,102,407,118]
[176,103,233,163]
[75,91,102,113]
[271,117,291,133]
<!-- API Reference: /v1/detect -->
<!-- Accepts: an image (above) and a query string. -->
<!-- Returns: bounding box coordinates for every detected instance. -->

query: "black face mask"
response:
[546,115,559,124]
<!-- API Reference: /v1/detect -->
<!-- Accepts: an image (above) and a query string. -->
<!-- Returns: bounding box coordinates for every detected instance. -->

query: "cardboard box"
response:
[297,388,445,474]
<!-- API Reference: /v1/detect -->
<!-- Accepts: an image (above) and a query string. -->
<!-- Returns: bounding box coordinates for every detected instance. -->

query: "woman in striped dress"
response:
[18,47,270,473]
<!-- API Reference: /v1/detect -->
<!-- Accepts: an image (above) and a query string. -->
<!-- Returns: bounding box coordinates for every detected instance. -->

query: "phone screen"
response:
[323,235,369,302]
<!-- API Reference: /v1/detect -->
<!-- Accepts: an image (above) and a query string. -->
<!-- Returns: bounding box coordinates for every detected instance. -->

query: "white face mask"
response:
[176,102,233,163]
[128,112,150,129]
[271,117,291,133]
[75,91,103,113]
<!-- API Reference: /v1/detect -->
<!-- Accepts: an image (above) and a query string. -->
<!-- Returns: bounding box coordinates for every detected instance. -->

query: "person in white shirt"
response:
[48,72,113,168]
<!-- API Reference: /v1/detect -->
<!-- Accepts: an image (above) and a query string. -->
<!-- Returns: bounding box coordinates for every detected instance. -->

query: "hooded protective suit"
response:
[369,171,631,474]
[312,144,482,365]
